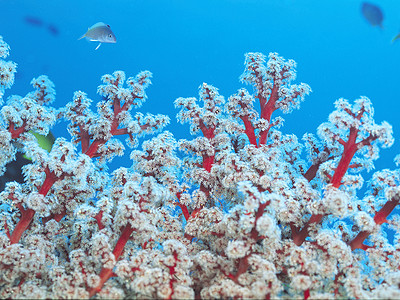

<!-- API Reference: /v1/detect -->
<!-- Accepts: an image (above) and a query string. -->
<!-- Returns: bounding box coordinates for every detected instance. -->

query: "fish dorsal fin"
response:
[89,22,107,30]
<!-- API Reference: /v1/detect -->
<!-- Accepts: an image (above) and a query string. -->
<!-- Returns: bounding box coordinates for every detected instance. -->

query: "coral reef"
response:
[0,36,399,299]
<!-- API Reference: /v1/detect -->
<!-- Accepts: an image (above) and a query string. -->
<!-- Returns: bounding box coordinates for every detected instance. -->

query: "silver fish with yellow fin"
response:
[79,22,116,50]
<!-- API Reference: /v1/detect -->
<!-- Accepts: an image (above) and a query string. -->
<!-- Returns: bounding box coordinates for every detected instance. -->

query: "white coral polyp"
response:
[256,214,276,236]
[226,240,250,259]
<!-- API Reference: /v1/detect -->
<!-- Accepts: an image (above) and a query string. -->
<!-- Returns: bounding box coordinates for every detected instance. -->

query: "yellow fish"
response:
[1,131,55,191]
[23,131,55,160]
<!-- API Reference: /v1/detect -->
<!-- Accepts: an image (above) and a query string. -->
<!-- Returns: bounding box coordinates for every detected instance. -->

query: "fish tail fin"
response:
[95,43,102,50]
[392,34,400,44]
[78,33,86,40]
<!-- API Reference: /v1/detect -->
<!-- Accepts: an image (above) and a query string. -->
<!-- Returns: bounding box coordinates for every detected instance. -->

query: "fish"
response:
[0,152,31,192]
[361,2,384,28]
[392,33,400,44]
[0,131,55,192]
[23,16,60,37]
[23,131,55,159]
[24,16,43,27]
[79,22,116,50]
[47,24,59,36]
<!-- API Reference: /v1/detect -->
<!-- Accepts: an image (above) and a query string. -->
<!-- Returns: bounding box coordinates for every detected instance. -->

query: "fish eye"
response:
[109,34,112,37]
[107,24,110,28]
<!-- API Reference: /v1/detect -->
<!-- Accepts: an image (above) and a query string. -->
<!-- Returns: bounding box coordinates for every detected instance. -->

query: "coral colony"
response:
[0,35,399,299]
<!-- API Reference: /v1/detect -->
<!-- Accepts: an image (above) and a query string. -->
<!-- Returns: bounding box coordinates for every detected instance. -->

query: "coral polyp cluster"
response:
[0,36,399,299]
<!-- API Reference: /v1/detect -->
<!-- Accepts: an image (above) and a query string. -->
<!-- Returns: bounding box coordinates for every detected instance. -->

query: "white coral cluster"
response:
[0,37,16,103]
[0,35,399,300]
[1,76,57,136]
[318,96,394,172]
[236,52,311,122]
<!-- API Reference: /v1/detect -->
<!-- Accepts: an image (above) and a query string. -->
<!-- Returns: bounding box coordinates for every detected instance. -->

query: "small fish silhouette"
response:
[361,2,384,28]
[79,22,116,50]
[24,16,60,37]
[47,24,59,36]
[24,16,43,27]
[391,31,400,44]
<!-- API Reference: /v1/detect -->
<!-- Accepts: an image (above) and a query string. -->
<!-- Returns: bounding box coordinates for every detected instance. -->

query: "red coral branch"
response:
[250,201,270,240]
[3,221,11,239]
[9,205,35,245]
[228,254,250,283]
[293,107,382,246]
[202,155,214,173]
[349,195,400,250]
[9,167,60,244]
[304,289,310,300]
[165,250,179,300]
[88,223,135,298]
[258,85,279,146]
[42,208,66,224]
[84,138,104,158]
[8,121,27,139]
[77,125,91,153]
[241,115,258,146]
[175,201,190,221]
[330,127,358,188]
[303,163,321,182]
[94,210,105,230]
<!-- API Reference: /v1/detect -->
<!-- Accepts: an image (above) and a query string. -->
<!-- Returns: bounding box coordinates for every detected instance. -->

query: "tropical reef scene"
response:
[0,0,400,299]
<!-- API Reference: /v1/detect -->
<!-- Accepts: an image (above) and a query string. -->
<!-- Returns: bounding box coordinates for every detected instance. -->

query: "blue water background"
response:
[1,0,399,179]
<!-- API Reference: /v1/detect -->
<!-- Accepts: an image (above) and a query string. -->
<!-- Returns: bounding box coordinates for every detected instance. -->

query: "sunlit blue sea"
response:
[1,0,399,179]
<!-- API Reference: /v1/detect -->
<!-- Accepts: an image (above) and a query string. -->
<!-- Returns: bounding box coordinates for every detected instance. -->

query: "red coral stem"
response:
[374,196,399,225]
[175,202,190,221]
[229,254,250,283]
[84,139,103,158]
[294,127,360,246]
[94,210,105,230]
[88,223,135,298]
[292,214,323,246]
[304,289,310,300]
[39,168,59,196]
[9,121,27,139]
[241,115,257,146]
[10,169,59,244]
[202,155,214,172]
[9,207,35,244]
[349,195,399,250]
